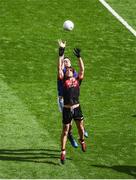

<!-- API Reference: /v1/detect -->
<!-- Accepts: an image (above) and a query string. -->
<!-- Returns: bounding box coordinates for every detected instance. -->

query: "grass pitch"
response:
[0,0,136,178]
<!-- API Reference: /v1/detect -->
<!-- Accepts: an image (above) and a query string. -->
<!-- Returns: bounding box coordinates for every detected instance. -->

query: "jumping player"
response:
[58,40,86,164]
[57,42,88,149]
[57,57,79,148]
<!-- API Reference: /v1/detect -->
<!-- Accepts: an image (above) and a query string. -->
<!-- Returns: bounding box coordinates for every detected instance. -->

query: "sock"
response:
[61,149,66,155]
[80,139,85,143]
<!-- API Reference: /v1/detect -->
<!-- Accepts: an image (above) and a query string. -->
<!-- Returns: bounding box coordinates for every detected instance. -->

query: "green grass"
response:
[0,0,136,178]
[107,0,136,29]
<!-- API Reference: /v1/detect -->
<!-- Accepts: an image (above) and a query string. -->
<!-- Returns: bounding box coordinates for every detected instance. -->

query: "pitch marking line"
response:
[99,0,136,37]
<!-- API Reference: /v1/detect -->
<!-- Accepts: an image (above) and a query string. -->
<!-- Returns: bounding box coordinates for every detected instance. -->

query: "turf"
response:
[107,0,136,29]
[0,0,136,178]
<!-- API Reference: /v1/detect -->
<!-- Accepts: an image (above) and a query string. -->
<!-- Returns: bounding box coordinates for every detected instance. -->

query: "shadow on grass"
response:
[0,148,72,166]
[92,165,136,178]
[132,114,136,117]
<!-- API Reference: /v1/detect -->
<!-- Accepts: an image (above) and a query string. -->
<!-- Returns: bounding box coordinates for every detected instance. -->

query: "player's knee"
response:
[79,123,84,132]
[62,125,69,136]
[63,130,69,136]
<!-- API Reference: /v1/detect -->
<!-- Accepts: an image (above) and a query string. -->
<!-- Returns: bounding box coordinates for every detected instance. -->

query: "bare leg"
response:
[68,121,73,134]
[61,123,70,150]
[75,120,86,152]
[67,121,78,148]
[75,120,84,140]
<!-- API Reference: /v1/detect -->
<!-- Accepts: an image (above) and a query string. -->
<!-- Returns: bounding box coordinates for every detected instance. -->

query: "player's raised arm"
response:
[73,48,84,79]
[58,40,66,79]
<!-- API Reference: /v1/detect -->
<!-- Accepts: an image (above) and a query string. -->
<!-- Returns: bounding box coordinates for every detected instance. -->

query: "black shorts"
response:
[62,105,84,124]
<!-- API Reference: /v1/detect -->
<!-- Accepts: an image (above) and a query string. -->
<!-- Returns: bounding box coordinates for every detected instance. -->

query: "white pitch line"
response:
[99,0,136,37]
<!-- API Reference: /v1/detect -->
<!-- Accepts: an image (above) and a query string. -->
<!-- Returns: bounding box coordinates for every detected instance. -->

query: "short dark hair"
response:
[64,67,75,79]
[65,67,75,73]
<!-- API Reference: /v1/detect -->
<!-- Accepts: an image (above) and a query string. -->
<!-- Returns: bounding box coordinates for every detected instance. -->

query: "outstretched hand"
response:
[73,48,81,58]
[58,39,66,56]
[58,39,66,48]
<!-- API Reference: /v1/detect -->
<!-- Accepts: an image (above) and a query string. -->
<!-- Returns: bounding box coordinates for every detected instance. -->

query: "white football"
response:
[63,20,74,31]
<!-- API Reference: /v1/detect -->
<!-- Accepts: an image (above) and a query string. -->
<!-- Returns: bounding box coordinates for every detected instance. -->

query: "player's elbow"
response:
[79,71,84,79]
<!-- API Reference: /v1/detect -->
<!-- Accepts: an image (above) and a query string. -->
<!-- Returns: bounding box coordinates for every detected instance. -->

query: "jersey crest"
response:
[64,78,79,88]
